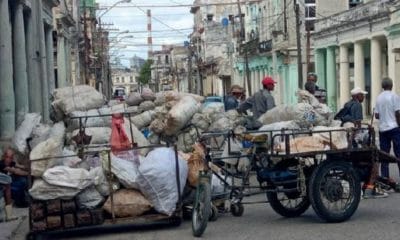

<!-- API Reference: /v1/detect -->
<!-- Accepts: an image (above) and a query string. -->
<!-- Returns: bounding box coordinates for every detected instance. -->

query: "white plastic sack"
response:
[30,122,65,177]
[126,92,143,106]
[165,96,200,135]
[202,102,225,115]
[76,186,104,209]
[68,108,111,130]
[52,85,105,116]
[29,179,81,200]
[90,166,110,196]
[131,110,155,129]
[258,105,296,125]
[109,153,142,190]
[30,123,52,149]
[138,147,188,216]
[313,126,348,149]
[42,166,94,190]
[296,89,320,107]
[12,113,41,153]
[71,127,111,144]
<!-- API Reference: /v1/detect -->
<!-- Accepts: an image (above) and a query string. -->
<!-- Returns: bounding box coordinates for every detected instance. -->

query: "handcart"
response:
[191,126,400,237]
[26,112,184,239]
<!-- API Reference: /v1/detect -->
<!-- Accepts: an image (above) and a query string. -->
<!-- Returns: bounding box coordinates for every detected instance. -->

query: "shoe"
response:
[363,187,389,199]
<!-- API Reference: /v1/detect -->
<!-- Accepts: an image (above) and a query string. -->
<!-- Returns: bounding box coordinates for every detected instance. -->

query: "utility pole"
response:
[83,1,89,85]
[283,0,288,37]
[237,0,251,95]
[294,0,303,89]
[187,50,193,93]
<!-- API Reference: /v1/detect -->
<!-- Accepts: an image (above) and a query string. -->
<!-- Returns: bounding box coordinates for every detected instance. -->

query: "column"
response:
[13,1,29,125]
[45,27,55,93]
[251,69,256,93]
[0,0,16,139]
[339,44,350,107]
[315,48,326,89]
[65,38,71,85]
[354,41,365,90]
[38,0,49,122]
[57,36,67,87]
[370,37,382,113]
[25,7,42,114]
[326,46,337,111]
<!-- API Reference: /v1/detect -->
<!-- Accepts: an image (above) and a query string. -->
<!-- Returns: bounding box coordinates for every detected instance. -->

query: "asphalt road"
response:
[15,190,400,240]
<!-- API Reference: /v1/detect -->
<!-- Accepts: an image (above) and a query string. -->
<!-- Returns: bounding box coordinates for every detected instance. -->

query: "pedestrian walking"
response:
[374,77,400,179]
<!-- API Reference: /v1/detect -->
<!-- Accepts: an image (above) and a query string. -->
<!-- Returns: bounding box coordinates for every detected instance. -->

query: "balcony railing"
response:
[315,1,390,32]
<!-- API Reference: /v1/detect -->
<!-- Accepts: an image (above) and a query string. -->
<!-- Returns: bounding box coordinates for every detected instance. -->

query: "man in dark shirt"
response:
[238,76,276,119]
[339,87,366,128]
[0,148,28,210]
[307,72,326,103]
[224,85,243,111]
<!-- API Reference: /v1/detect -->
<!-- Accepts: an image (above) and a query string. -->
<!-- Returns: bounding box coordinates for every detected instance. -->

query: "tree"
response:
[138,59,153,85]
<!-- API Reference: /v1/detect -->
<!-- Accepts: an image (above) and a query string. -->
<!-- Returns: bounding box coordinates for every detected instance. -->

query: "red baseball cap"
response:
[262,76,276,86]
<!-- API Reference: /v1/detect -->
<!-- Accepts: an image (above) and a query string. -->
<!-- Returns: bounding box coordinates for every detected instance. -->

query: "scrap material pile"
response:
[10,85,353,231]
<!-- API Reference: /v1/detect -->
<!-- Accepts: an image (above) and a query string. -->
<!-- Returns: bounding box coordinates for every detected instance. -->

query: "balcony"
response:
[315,1,390,33]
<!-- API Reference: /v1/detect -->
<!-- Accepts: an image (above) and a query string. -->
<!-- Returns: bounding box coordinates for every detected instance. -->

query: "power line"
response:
[100,0,262,9]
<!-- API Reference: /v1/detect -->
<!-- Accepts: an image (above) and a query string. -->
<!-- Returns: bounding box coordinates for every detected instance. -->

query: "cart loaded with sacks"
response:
[191,125,400,237]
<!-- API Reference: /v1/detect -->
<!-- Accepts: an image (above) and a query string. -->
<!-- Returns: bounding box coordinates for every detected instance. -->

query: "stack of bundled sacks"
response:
[11,85,190,222]
[255,89,349,154]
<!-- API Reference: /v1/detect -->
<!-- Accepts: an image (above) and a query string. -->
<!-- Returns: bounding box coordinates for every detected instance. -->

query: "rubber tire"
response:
[209,204,218,222]
[309,160,361,223]
[230,203,244,217]
[266,192,310,218]
[192,182,211,237]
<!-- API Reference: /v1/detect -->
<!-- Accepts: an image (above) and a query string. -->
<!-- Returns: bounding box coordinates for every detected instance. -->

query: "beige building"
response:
[313,0,400,113]
[111,68,139,94]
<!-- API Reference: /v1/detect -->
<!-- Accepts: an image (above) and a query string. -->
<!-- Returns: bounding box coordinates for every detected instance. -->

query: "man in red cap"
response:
[238,76,276,119]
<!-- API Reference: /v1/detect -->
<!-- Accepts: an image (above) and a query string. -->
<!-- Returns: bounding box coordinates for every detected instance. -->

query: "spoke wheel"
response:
[192,181,211,237]
[309,161,361,223]
[267,191,310,218]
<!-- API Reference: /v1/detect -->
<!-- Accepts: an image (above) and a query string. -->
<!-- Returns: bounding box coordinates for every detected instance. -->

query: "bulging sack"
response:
[164,96,200,135]
[13,113,41,153]
[126,92,143,106]
[103,189,152,218]
[137,147,188,216]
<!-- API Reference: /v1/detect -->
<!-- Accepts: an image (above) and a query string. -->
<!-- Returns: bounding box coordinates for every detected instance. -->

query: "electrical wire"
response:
[100,0,263,9]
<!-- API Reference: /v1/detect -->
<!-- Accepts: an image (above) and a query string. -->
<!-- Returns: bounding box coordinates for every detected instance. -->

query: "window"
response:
[304,1,316,31]
[157,56,161,64]
[165,55,169,64]
[116,77,119,83]
[130,76,133,83]
[121,77,125,83]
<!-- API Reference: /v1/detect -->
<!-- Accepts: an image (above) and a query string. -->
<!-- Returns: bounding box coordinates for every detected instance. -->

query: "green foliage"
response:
[138,59,153,85]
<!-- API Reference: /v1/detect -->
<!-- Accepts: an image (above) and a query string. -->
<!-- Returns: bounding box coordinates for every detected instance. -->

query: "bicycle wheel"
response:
[192,178,211,237]
[267,191,310,218]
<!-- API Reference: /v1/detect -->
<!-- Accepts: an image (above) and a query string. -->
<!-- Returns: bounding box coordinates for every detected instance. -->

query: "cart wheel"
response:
[209,204,218,222]
[266,191,310,218]
[192,181,211,237]
[230,203,244,217]
[309,160,361,223]
[169,216,182,227]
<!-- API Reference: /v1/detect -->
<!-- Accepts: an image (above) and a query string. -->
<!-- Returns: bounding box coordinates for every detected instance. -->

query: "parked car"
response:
[113,87,126,101]
[203,96,223,108]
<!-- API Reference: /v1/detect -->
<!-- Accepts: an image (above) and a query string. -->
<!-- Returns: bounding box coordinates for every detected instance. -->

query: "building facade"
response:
[313,0,400,113]
[150,46,173,91]
[111,68,139,94]
[0,0,59,140]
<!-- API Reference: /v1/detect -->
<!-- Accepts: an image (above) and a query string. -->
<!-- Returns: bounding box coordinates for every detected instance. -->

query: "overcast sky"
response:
[97,0,194,66]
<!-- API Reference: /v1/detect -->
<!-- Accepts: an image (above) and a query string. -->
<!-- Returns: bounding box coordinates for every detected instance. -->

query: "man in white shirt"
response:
[374,77,400,179]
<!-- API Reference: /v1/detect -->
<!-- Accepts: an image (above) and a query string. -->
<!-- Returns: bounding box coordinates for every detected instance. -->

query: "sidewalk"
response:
[0,207,29,240]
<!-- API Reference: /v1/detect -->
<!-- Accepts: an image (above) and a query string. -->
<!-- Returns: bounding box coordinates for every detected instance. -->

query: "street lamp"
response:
[109,35,134,48]
[97,0,131,19]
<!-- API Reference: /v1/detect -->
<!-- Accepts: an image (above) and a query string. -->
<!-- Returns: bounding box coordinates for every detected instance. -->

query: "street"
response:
[14,190,400,240]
